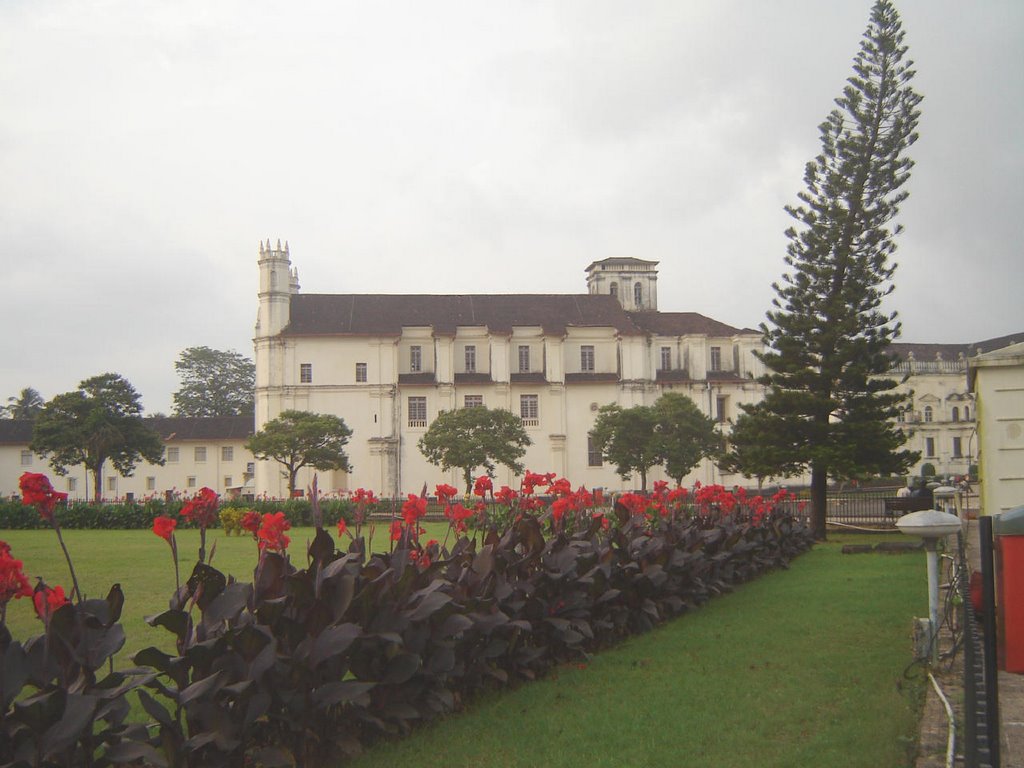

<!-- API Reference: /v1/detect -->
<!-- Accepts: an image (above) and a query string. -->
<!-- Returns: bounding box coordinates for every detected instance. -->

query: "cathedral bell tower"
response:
[256,239,298,338]
[585,257,659,311]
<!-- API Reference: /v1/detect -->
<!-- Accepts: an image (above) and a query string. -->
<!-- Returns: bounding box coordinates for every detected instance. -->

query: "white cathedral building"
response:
[253,240,767,497]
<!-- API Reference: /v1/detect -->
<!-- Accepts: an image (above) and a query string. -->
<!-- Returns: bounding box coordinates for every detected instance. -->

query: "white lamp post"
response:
[896,509,962,662]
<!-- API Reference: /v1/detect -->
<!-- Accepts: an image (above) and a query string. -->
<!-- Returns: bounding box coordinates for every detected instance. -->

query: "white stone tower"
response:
[585,257,659,311]
[254,239,298,410]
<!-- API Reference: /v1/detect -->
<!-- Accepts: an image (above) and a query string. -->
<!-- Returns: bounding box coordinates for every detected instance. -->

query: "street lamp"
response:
[896,509,962,662]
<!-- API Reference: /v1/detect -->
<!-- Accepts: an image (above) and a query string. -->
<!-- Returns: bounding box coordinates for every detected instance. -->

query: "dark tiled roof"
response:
[626,312,757,337]
[398,373,437,386]
[0,420,34,445]
[656,370,693,383]
[890,333,1024,362]
[146,416,254,441]
[283,294,646,337]
[565,373,620,383]
[454,373,493,384]
[510,372,547,384]
[0,416,254,445]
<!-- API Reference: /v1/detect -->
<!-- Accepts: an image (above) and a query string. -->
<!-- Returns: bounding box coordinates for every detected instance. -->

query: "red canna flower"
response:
[257,512,291,552]
[546,477,572,497]
[473,475,492,497]
[435,484,458,504]
[0,544,32,606]
[402,494,427,525]
[444,503,474,533]
[241,510,261,534]
[390,520,404,542]
[495,485,517,505]
[179,487,220,529]
[337,518,348,537]
[19,472,67,521]
[33,583,69,623]
[152,516,177,542]
[522,471,556,495]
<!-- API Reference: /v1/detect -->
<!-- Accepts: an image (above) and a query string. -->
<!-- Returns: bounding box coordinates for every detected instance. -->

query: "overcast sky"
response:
[1,0,1021,414]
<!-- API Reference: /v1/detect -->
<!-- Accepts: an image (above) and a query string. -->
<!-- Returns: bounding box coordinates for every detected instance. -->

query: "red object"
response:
[998,535,1024,673]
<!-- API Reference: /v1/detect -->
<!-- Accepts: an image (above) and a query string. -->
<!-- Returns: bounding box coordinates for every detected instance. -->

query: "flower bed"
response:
[1,474,813,767]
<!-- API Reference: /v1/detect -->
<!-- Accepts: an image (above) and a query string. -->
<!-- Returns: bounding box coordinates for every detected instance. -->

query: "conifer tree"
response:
[737,0,922,538]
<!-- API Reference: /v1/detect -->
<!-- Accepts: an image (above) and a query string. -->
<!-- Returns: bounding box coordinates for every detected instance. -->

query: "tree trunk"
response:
[639,469,647,493]
[93,467,102,503]
[811,463,828,541]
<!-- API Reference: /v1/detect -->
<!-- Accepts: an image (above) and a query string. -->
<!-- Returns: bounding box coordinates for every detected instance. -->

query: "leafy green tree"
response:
[418,406,532,493]
[652,392,723,486]
[31,374,165,501]
[1,387,45,419]
[246,410,352,495]
[172,346,255,418]
[589,404,661,492]
[718,411,798,489]
[741,0,922,538]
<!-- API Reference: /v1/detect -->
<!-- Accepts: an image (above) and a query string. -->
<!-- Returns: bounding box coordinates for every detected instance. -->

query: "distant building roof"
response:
[0,420,34,445]
[145,416,254,441]
[890,332,1024,363]
[282,293,648,337]
[626,311,757,337]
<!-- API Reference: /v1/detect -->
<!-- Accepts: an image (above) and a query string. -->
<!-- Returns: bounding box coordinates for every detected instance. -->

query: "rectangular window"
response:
[660,346,671,371]
[952,437,963,458]
[464,395,483,408]
[166,447,180,463]
[300,363,313,383]
[588,436,603,467]
[20,450,32,466]
[106,477,117,492]
[520,394,539,424]
[716,395,728,423]
[410,346,422,372]
[710,346,722,372]
[518,345,530,373]
[146,476,156,491]
[195,446,207,463]
[67,478,76,492]
[408,396,427,427]
[221,446,234,462]
[246,461,255,475]
[580,345,595,372]
[187,476,197,489]
[224,476,233,488]
[355,362,367,382]
[925,437,935,458]
[464,345,476,373]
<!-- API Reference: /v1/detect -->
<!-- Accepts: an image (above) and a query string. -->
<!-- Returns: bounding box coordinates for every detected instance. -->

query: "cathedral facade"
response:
[253,241,766,497]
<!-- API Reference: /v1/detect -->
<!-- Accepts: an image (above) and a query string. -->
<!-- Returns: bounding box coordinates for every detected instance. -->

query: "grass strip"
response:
[349,535,927,768]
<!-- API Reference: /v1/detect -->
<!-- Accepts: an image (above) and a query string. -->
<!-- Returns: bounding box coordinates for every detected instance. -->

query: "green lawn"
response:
[349,534,928,768]
[0,522,452,658]
[1,529,927,767]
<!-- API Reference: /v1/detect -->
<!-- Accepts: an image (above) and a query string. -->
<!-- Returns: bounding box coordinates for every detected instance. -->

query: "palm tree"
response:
[2,387,45,419]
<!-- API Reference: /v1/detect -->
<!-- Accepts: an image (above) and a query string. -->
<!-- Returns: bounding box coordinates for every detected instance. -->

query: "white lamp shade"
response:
[896,509,962,539]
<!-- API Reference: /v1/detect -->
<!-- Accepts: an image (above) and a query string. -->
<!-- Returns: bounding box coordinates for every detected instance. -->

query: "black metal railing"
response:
[963,517,1000,767]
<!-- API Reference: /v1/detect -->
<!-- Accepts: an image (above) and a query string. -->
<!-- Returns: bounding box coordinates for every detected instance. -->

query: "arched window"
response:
[964,406,970,421]
[952,406,960,422]
[634,282,643,307]
[924,405,933,423]
[609,282,618,298]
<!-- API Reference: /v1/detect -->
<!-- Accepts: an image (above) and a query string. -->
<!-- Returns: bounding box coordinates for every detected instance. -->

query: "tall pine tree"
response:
[740,0,922,539]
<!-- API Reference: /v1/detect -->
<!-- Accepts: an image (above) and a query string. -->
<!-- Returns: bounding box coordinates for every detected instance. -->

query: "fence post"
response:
[980,514,1001,767]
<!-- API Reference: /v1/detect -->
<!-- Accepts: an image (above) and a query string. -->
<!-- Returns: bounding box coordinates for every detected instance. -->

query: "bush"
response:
[920,462,936,478]
[2,481,813,766]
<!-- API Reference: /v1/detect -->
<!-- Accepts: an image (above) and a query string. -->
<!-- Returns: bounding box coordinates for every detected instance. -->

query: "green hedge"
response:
[0,497,358,530]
